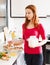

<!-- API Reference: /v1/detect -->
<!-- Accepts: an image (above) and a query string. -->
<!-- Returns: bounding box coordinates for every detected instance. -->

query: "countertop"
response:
[0,51,21,65]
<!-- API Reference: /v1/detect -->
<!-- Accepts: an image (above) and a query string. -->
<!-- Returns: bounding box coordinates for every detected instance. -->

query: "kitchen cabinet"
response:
[42,40,50,65]
[42,44,46,65]
[46,41,50,64]
[17,52,26,65]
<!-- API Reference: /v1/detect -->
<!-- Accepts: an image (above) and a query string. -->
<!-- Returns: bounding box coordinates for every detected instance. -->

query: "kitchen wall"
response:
[8,0,50,38]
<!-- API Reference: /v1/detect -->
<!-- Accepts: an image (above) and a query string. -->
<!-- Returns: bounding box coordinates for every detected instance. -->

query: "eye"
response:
[26,12,31,15]
[28,12,31,14]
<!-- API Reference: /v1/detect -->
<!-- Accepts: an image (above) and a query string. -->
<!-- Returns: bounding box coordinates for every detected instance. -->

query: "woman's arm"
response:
[32,39,47,48]
[33,24,47,48]
[28,24,47,48]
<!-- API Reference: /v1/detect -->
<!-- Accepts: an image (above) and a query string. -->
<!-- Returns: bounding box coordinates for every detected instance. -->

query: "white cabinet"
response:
[17,53,26,65]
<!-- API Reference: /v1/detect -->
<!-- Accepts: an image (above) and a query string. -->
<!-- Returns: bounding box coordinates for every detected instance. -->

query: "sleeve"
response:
[39,24,46,40]
[22,24,25,39]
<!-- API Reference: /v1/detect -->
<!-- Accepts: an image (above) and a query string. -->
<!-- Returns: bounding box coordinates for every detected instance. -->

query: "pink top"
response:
[22,24,46,54]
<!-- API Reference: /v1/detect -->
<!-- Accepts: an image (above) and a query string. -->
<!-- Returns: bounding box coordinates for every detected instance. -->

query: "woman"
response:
[22,5,46,65]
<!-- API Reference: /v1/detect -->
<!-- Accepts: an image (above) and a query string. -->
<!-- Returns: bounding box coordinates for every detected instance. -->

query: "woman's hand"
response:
[28,39,47,48]
[27,36,47,48]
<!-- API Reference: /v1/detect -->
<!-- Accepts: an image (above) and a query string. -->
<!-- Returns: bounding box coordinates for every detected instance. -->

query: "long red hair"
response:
[24,5,39,28]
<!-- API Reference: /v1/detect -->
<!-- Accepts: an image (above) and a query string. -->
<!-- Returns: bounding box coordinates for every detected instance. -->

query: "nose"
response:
[26,14,29,18]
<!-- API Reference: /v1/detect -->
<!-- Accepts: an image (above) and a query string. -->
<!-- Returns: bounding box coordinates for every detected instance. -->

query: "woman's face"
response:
[25,8,34,20]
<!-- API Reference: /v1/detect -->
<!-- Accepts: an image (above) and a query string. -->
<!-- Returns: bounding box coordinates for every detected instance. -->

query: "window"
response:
[0,0,8,32]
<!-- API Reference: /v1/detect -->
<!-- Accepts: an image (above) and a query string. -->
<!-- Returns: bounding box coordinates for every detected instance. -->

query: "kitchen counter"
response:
[0,51,21,65]
[0,39,23,65]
